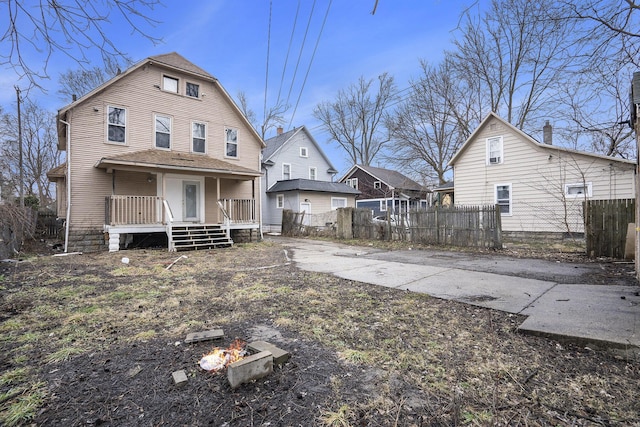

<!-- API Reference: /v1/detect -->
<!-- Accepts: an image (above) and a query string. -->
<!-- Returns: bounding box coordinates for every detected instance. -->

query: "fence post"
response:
[494,204,502,249]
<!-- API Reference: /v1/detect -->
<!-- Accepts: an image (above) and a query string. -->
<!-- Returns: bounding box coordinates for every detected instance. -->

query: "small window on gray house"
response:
[374,181,382,189]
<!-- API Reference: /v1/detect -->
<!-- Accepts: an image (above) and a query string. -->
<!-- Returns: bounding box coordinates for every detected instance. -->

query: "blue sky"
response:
[1,0,482,176]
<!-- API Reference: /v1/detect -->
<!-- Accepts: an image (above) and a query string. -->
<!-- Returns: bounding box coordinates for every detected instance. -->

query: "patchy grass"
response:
[0,241,638,426]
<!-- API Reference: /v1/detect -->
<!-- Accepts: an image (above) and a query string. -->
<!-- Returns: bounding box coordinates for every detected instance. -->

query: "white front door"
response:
[164,176,204,223]
[183,181,200,222]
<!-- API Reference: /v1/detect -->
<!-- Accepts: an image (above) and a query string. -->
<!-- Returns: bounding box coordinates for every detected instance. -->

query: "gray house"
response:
[261,126,358,232]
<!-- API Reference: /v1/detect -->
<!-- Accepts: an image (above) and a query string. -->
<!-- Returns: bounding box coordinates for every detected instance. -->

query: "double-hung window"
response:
[309,167,317,180]
[346,178,358,189]
[107,106,126,143]
[276,194,284,209]
[192,122,206,153]
[225,128,238,157]
[282,163,291,180]
[495,184,512,215]
[155,114,171,149]
[487,136,503,165]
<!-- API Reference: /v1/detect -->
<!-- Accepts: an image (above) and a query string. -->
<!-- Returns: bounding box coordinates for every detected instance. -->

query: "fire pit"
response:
[199,339,247,372]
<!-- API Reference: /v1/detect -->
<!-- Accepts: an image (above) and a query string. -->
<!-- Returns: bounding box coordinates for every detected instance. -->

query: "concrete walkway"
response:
[273,237,640,353]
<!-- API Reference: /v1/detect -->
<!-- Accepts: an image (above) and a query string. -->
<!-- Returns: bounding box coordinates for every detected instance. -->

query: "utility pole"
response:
[15,86,24,207]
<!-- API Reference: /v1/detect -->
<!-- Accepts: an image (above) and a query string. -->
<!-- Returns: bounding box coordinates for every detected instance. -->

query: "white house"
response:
[449,112,636,236]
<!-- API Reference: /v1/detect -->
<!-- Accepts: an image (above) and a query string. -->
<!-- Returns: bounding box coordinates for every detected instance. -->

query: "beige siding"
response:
[65,61,262,231]
[454,116,635,233]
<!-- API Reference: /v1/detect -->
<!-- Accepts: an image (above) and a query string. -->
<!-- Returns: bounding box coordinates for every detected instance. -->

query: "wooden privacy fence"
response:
[409,205,502,248]
[584,199,635,259]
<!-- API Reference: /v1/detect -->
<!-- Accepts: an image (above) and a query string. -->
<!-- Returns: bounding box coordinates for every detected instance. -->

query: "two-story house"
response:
[48,52,264,252]
[448,112,636,236]
[261,126,359,232]
[339,164,429,217]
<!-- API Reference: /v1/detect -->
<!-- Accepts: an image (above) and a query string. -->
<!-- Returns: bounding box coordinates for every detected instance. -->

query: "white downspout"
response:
[60,118,71,253]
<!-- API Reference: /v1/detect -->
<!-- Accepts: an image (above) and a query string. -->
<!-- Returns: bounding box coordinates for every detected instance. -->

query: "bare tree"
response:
[387,60,467,185]
[314,73,397,166]
[236,91,288,140]
[0,99,61,208]
[1,0,161,90]
[57,56,132,102]
[450,0,574,130]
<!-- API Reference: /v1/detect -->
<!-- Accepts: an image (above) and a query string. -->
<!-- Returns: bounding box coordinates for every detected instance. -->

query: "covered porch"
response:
[96,149,261,251]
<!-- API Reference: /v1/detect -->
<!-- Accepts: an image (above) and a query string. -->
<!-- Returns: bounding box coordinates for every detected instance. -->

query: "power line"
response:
[276,0,301,107]
[264,0,273,122]
[286,0,316,108]
[288,0,332,129]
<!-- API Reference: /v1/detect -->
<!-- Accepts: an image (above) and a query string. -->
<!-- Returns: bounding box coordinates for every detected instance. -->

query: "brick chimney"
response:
[277,126,283,135]
[543,120,552,145]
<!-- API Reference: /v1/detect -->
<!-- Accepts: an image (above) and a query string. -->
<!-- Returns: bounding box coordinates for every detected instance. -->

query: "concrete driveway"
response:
[272,237,640,353]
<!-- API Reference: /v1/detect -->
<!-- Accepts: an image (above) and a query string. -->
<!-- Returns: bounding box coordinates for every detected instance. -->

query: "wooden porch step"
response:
[169,224,233,251]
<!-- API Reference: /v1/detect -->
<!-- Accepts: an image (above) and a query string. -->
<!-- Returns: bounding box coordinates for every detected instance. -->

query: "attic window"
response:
[346,178,358,189]
[373,181,382,189]
[487,136,503,165]
[163,76,179,93]
[300,147,308,157]
[186,82,199,98]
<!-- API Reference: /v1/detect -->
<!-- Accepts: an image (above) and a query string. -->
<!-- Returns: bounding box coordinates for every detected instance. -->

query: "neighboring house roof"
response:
[449,112,636,167]
[432,181,454,192]
[94,150,261,177]
[57,52,264,149]
[341,164,427,192]
[266,178,360,194]
[263,126,338,174]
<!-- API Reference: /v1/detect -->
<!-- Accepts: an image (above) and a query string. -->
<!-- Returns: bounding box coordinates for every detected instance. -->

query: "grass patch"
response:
[0,368,29,386]
[45,347,85,363]
[0,382,46,427]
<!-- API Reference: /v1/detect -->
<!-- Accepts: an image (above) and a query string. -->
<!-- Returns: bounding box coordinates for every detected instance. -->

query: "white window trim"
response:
[486,136,504,165]
[300,147,308,157]
[163,75,179,93]
[346,178,358,189]
[191,121,207,154]
[225,127,238,158]
[565,182,592,198]
[495,183,512,216]
[186,81,200,98]
[331,197,347,210]
[380,200,387,211]
[107,105,127,145]
[276,194,284,209]
[282,163,292,180]
[309,167,317,180]
[373,181,382,189]
[154,113,172,150]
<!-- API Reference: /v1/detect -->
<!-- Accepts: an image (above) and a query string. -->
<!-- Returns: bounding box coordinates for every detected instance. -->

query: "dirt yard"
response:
[0,239,639,426]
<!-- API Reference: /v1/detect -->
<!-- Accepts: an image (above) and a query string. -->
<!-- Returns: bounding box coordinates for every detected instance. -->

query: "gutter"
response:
[60,118,71,253]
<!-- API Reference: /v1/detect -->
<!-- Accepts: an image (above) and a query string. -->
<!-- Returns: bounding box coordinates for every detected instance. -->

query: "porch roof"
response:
[95,149,262,178]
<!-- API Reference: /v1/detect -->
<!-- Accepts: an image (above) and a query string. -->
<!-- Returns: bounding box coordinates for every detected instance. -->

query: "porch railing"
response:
[104,196,257,226]
[219,198,256,223]
[105,196,163,226]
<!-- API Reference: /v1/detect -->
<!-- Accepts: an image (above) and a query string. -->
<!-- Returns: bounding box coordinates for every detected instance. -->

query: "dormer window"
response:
[487,136,503,165]
[163,76,179,93]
